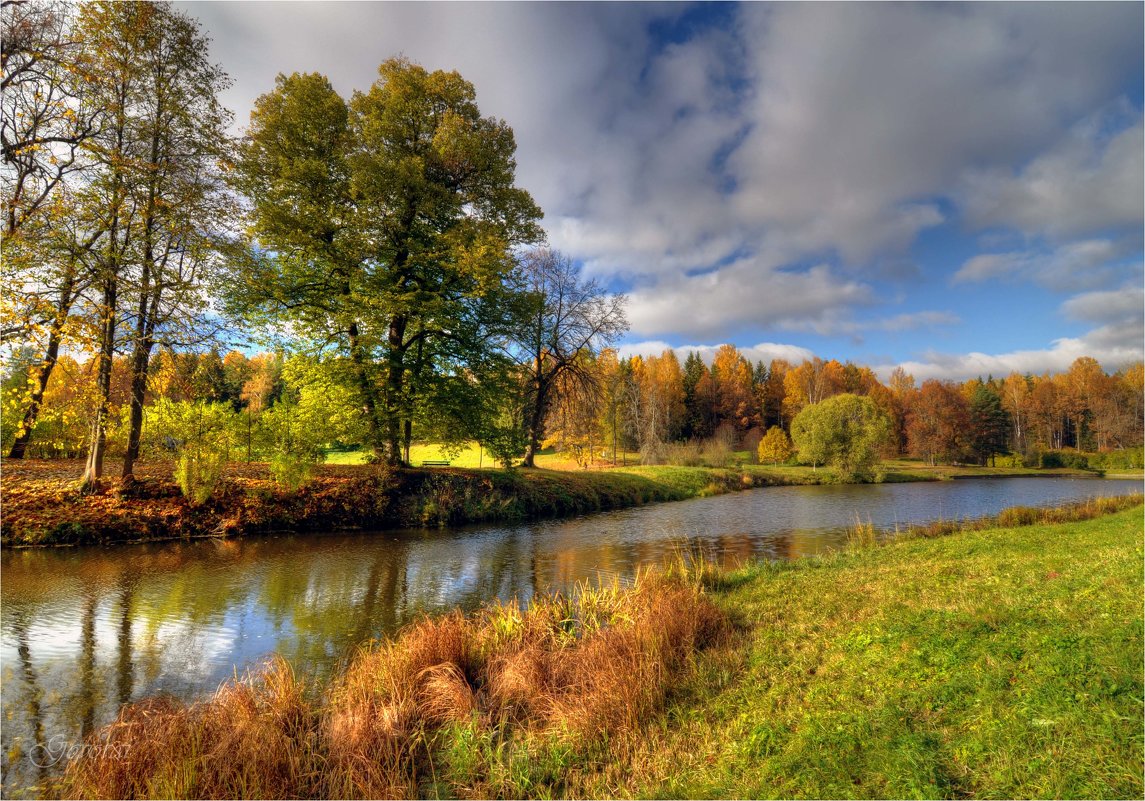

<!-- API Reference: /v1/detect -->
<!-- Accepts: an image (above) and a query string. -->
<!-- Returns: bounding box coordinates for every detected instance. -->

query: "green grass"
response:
[616,505,1145,799]
[325,443,642,469]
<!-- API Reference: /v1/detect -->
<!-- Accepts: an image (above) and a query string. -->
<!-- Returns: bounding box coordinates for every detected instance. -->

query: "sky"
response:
[179,1,1144,381]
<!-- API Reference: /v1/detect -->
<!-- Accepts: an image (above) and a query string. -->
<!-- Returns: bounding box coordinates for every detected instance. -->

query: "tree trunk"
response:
[120,332,155,482]
[8,266,78,459]
[8,328,63,459]
[348,321,383,456]
[523,373,549,468]
[121,251,160,482]
[80,276,117,494]
[384,314,407,465]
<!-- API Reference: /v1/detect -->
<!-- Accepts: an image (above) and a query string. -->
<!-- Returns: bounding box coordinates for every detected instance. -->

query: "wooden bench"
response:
[421,460,451,467]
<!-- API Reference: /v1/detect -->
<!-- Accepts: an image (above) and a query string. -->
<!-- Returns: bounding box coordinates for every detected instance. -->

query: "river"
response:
[1,475,1140,794]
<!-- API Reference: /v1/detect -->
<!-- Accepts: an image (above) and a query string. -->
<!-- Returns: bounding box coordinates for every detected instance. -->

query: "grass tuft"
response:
[59,570,728,800]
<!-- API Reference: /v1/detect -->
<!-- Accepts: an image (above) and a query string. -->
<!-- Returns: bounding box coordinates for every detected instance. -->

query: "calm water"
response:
[1,476,1140,794]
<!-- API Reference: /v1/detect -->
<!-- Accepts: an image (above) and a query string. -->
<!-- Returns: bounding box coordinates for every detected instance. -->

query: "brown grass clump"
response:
[487,644,556,722]
[59,656,316,800]
[60,570,730,800]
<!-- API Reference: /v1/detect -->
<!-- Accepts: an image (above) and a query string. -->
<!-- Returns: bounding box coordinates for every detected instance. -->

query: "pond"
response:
[1,476,1140,794]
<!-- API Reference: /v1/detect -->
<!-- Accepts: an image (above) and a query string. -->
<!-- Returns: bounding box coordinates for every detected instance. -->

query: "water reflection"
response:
[1,476,1139,795]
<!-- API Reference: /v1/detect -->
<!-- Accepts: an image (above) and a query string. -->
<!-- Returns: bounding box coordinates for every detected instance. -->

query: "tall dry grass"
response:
[59,569,729,800]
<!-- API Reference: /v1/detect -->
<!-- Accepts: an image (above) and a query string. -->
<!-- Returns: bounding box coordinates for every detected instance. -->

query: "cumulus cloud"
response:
[1061,284,1145,324]
[878,334,1143,384]
[626,258,873,339]
[618,340,816,366]
[953,238,1138,292]
[781,311,961,339]
[880,281,1144,382]
[960,113,1144,239]
[182,1,1143,363]
[728,2,1142,263]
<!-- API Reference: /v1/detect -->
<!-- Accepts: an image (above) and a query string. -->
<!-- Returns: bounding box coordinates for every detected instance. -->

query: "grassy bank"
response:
[0,457,1105,547]
[55,495,1143,799]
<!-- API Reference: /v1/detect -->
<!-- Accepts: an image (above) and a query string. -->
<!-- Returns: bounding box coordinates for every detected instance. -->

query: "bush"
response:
[1089,448,1144,470]
[268,452,316,492]
[175,445,228,506]
[791,394,891,480]
[1039,450,1091,470]
[256,400,324,490]
[148,400,240,505]
[992,453,1025,468]
[663,438,734,468]
[757,426,793,465]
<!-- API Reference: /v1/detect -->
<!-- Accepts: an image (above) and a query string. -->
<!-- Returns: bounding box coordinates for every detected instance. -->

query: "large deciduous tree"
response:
[515,249,627,467]
[790,393,890,479]
[71,1,233,490]
[2,0,98,238]
[234,59,543,464]
[2,0,100,458]
[906,380,970,465]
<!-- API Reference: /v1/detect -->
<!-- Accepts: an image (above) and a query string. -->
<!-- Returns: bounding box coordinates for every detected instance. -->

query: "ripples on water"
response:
[1,476,1140,794]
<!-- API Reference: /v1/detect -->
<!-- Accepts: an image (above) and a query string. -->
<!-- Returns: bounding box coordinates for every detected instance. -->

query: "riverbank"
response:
[0,458,1104,547]
[54,496,1143,799]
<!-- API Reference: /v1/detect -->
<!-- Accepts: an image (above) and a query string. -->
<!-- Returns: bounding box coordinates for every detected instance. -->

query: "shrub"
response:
[1039,450,1091,470]
[149,400,239,505]
[268,452,316,492]
[1089,448,1144,470]
[174,446,228,506]
[256,399,324,490]
[757,426,793,465]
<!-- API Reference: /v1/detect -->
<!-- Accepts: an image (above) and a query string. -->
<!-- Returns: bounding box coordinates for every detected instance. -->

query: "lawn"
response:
[621,504,1145,799]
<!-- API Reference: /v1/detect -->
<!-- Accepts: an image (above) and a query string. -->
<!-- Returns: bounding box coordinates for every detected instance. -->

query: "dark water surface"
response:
[2,476,1140,793]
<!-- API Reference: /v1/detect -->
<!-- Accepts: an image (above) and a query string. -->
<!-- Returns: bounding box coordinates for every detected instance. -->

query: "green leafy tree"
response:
[791,393,891,479]
[254,356,368,487]
[233,59,543,465]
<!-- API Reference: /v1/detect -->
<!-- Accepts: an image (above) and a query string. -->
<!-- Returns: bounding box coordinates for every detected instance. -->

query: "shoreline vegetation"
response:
[55,495,1144,800]
[0,456,1121,548]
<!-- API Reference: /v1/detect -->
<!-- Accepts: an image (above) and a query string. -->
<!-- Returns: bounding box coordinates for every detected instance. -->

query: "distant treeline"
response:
[3,345,1141,470]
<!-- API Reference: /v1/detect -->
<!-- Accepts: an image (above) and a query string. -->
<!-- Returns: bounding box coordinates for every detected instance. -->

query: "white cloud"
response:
[1061,284,1145,324]
[180,1,1143,358]
[780,310,960,339]
[953,238,1139,292]
[879,281,1144,381]
[626,258,872,340]
[618,340,816,367]
[960,113,1144,239]
[728,2,1142,263]
[878,333,1143,383]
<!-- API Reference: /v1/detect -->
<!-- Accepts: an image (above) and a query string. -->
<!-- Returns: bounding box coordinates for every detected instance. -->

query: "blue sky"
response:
[183,1,1144,380]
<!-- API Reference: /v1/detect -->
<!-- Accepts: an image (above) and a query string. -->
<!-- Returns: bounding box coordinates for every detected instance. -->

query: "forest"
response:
[3,0,1143,506]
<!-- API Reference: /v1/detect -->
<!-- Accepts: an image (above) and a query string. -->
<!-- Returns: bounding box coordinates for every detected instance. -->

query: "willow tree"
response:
[234,58,542,464]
